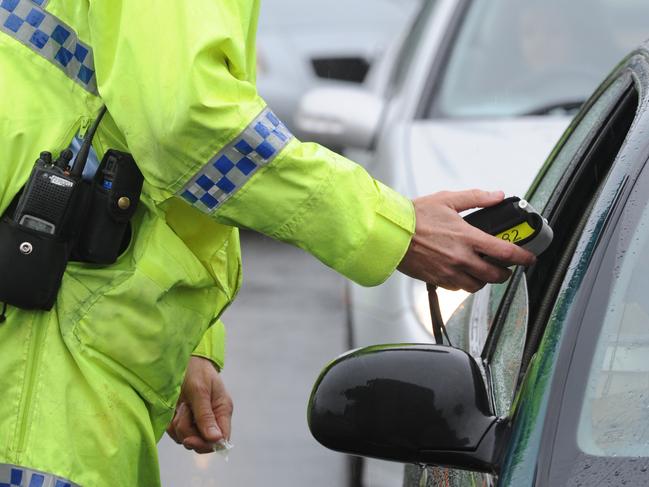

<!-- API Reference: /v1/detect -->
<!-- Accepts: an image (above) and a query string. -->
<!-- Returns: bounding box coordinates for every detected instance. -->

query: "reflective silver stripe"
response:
[178,107,294,213]
[0,0,97,94]
[0,463,81,487]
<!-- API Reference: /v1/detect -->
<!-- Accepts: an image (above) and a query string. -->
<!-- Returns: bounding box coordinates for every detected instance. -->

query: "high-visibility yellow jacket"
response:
[0,0,414,485]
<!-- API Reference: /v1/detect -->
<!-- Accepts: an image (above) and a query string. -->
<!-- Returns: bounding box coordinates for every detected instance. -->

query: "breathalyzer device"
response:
[463,196,553,257]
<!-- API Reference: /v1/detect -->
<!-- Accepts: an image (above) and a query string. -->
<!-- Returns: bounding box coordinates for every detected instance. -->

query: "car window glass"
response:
[428,0,649,117]
[578,191,649,456]
[490,277,529,416]
[488,278,509,324]
[444,293,474,350]
[445,279,510,356]
[529,75,630,212]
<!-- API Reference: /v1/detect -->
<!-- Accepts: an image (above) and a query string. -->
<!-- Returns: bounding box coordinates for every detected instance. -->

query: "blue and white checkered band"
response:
[0,464,80,487]
[179,107,294,213]
[0,0,97,94]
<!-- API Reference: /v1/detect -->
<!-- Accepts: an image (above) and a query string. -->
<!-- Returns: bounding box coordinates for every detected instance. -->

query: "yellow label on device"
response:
[496,221,535,243]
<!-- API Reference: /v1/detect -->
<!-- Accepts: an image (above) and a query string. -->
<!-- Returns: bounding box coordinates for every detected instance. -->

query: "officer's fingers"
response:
[174,402,202,443]
[191,388,223,443]
[166,403,186,444]
[166,423,181,444]
[182,435,218,455]
[212,375,234,441]
[215,408,232,442]
[463,254,512,285]
[436,270,485,294]
[471,230,536,267]
[453,273,484,294]
[440,189,505,212]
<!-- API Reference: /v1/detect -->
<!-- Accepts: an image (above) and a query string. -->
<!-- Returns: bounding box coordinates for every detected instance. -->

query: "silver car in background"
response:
[297,0,649,484]
[256,0,421,135]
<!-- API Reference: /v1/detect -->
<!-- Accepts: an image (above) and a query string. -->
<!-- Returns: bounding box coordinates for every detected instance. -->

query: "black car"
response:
[308,43,649,486]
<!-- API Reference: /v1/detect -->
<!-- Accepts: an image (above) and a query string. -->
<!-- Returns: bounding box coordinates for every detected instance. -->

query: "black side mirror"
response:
[308,344,507,473]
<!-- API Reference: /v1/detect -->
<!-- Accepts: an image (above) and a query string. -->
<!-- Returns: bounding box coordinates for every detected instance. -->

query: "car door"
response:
[404,48,648,487]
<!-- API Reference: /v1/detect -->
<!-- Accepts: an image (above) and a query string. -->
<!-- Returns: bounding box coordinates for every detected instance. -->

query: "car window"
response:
[444,278,511,357]
[427,0,649,118]
[489,275,528,416]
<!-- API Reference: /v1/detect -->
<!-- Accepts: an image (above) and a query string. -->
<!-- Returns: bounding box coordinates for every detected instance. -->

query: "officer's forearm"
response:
[212,139,415,286]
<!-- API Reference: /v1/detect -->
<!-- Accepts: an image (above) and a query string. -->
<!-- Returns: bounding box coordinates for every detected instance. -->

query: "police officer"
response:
[0,0,534,485]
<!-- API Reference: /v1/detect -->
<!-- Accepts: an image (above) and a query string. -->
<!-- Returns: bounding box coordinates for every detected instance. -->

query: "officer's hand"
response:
[398,189,536,293]
[166,356,233,454]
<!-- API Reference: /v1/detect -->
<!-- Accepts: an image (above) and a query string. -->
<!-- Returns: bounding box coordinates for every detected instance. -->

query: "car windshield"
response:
[431,0,649,118]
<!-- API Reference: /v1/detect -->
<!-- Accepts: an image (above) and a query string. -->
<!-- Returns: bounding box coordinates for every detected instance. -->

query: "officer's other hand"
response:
[398,189,536,293]
[166,356,233,454]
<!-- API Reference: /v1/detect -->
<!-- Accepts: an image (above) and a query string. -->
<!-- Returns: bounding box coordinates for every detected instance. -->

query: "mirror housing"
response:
[295,86,384,150]
[308,344,507,473]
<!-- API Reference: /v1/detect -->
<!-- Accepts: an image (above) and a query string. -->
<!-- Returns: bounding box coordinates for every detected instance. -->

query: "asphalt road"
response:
[158,232,348,487]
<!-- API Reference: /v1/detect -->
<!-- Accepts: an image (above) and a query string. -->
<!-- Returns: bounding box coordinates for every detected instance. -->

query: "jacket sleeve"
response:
[192,320,227,371]
[88,0,414,286]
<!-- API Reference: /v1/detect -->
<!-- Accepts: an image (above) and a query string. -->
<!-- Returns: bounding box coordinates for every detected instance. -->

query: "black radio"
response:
[13,150,79,237]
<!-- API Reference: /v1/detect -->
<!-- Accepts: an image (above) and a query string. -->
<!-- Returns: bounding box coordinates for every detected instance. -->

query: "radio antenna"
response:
[71,105,108,177]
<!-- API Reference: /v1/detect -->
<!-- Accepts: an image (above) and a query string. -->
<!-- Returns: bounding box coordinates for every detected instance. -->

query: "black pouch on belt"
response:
[72,150,144,265]
[0,219,69,310]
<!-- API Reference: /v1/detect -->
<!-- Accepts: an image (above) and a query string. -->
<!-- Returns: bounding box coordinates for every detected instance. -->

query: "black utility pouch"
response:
[73,150,143,264]
[0,218,68,310]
